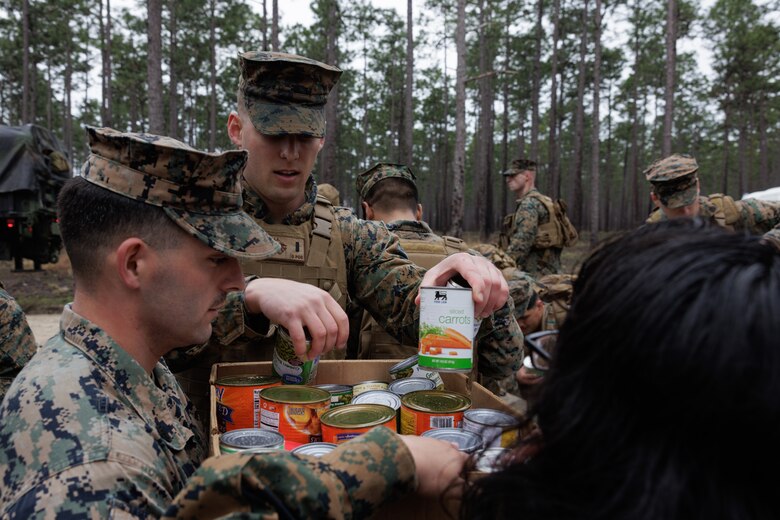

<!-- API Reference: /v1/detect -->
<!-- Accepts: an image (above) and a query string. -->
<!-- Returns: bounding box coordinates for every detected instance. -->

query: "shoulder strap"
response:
[309,196,334,268]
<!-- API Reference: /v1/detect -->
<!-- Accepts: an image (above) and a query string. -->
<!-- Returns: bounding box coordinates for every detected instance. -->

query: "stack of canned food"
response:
[215,354,519,468]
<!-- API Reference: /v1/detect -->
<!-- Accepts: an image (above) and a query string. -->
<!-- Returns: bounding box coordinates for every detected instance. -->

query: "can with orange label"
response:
[320,404,397,444]
[215,375,282,432]
[259,386,331,444]
[400,390,471,435]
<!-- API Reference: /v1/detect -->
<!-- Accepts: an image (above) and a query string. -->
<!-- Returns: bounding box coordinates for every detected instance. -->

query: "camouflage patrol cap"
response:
[503,268,536,315]
[355,163,417,201]
[644,154,699,208]
[501,158,537,176]
[81,126,280,259]
[239,51,342,137]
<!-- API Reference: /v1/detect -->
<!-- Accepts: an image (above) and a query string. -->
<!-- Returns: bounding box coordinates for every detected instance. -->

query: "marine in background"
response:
[645,154,780,232]
[498,158,578,277]
[355,162,524,396]
[0,280,36,402]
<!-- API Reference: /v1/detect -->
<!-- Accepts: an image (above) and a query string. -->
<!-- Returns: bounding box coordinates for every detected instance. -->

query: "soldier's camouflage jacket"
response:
[0,283,37,403]
[764,224,780,251]
[647,194,780,233]
[0,307,416,518]
[504,188,562,277]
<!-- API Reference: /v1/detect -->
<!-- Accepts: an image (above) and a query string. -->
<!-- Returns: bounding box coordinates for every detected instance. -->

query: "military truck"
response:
[0,124,70,271]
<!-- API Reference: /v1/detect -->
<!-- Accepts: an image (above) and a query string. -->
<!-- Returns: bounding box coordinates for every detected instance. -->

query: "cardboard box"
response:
[209,360,518,518]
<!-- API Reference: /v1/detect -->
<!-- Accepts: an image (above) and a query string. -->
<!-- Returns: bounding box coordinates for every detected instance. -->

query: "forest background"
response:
[1,0,779,242]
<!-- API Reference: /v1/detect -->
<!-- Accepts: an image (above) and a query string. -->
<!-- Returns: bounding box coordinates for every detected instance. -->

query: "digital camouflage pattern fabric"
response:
[239,51,342,137]
[471,243,517,271]
[502,188,563,277]
[643,154,699,208]
[647,194,780,233]
[355,163,417,201]
[0,282,36,402]
[765,225,780,251]
[82,126,280,259]
[0,306,207,517]
[161,426,416,519]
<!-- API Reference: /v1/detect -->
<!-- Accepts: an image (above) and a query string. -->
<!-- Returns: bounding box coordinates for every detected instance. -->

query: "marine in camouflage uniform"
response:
[0,281,36,402]
[498,159,572,277]
[765,224,780,250]
[0,128,430,518]
[645,154,780,232]
[355,163,523,396]
[171,51,512,413]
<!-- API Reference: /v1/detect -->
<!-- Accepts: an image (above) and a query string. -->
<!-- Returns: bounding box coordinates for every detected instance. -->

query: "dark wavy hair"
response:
[463,219,780,520]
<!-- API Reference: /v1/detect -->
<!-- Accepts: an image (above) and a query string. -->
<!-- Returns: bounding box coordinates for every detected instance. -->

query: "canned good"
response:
[273,327,318,384]
[259,386,331,444]
[463,409,520,449]
[421,427,483,454]
[418,286,475,373]
[389,355,445,389]
[475,447,510,473]
[400,390,471,435]
[351,389,402,412]
[388,377,437,396]
[315,384,354,408]
[320,404,397,444]
[219,428,285,454]
[215,375,282,432]
[352,380,388,396]
[291,442,338,457]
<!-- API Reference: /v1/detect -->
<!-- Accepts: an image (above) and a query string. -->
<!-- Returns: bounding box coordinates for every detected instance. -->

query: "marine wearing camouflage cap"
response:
[82,126,279,259]
[238,51,343,137]
[644,153,699,209]
[356,162,417,200]
[501,158,537,176]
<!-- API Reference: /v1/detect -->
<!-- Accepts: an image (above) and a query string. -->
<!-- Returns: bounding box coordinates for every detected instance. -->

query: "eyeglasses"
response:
[523,330,558,371]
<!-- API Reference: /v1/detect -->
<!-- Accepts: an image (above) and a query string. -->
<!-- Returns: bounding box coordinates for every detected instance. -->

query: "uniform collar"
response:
[59,305,202,451]
[241,175,319,225]
[386,219,434,234]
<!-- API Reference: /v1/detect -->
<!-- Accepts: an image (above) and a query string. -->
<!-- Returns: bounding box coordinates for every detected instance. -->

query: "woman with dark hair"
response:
[464,219,780,519]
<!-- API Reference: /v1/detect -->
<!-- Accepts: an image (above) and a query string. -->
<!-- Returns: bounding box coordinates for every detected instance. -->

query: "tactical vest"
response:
[499,192,578,250]
[646,194,740,231]
[357,233,467,359]
[228,195,348,362]
[534,273,575,329]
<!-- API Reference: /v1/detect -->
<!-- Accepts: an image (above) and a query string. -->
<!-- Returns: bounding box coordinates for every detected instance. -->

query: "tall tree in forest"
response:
[147,0,164,133]
[590,0,602,246]
[320,0,341,185]
[530,0,544,162]
[569,0,589,226]
[22,0,31,123]
[547,0,561,197]
[208,0,218,150]
[403,0,414,165]
[100,0,113,128]
[448,0,467,236]
[475,0,496,237]
[272,0,279,50]
[168,0,179,137]
[662,0,676,156]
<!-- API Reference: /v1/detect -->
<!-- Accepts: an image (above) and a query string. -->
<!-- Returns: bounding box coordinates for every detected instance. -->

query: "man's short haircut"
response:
[363,177,419,215]
[58,176,183,290]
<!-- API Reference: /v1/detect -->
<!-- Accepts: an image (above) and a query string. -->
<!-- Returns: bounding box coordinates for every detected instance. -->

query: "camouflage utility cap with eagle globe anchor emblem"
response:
[500,158,537,176]
[238,51,343,138]
[643,153,699,209]
[355,162,417,201]
[82,126,280,259]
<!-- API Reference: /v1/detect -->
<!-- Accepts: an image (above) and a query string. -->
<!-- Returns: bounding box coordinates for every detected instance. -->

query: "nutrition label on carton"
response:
[418,286,475,372]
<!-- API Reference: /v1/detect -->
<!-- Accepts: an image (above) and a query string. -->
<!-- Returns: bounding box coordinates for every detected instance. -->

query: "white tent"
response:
[742,187,780,202]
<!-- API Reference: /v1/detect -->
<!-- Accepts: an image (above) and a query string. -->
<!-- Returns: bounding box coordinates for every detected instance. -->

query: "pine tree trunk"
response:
[320,0,339,185]
[403,0,414,166]
[590,0,602,245]
[530,0,544,163]
[548,0,561,198]
[147,0,165,134]
[272,0,279,51]
[662,0,676,157]
[262,0,268,50]
[168,0,179,138]
[448,0,467,237]
[64,36,73,161]
[721,100,730,194]
[758,98,769,187]
[570,0,589,228]
[22,0,31,124]
[208,0,218,151]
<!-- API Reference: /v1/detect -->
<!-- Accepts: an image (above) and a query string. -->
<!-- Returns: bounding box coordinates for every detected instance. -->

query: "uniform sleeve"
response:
[763,225,780,251]
[0,289,37,400]
[506,198,542,270]
[337,209,426,345]
[738,199,780,234]
[475,297,523,396]
[163,426,417,520]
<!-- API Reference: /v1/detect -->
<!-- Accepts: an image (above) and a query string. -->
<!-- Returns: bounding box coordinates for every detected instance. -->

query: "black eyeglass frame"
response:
[523,330,557,369]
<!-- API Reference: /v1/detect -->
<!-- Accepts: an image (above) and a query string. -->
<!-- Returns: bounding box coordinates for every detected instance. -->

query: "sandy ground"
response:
[26,313,61,345]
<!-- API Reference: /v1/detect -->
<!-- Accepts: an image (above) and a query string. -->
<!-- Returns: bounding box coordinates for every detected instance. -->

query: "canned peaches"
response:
[259,386,331,444]
[320,404,397,444]
[400,390,471,435]
[215,375,281,432]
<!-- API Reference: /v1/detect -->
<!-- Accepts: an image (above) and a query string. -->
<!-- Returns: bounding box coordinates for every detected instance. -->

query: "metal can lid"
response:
[260,385,331,404]
[320,404,396,428]
[389,354,419,374]
[401,390,471,413]
[315,384,353,394]
[292,442,337,457]
[389,377,437,396]
[354,380,387,386]
[421,427,483,453]
[464,409,520,428]
[351,390,402,410]
[475,447,510,473]
[220,428,285,449]
[216,375,281,387]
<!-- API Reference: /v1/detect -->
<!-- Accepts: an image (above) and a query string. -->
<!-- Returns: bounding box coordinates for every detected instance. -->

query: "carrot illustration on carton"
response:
[420,327,472,354]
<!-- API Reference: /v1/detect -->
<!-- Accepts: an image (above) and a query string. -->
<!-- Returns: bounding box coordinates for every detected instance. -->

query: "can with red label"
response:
[259,386,331,444]
[400,390,471,435]
[320,404,397,444]
[215,375,282,432]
